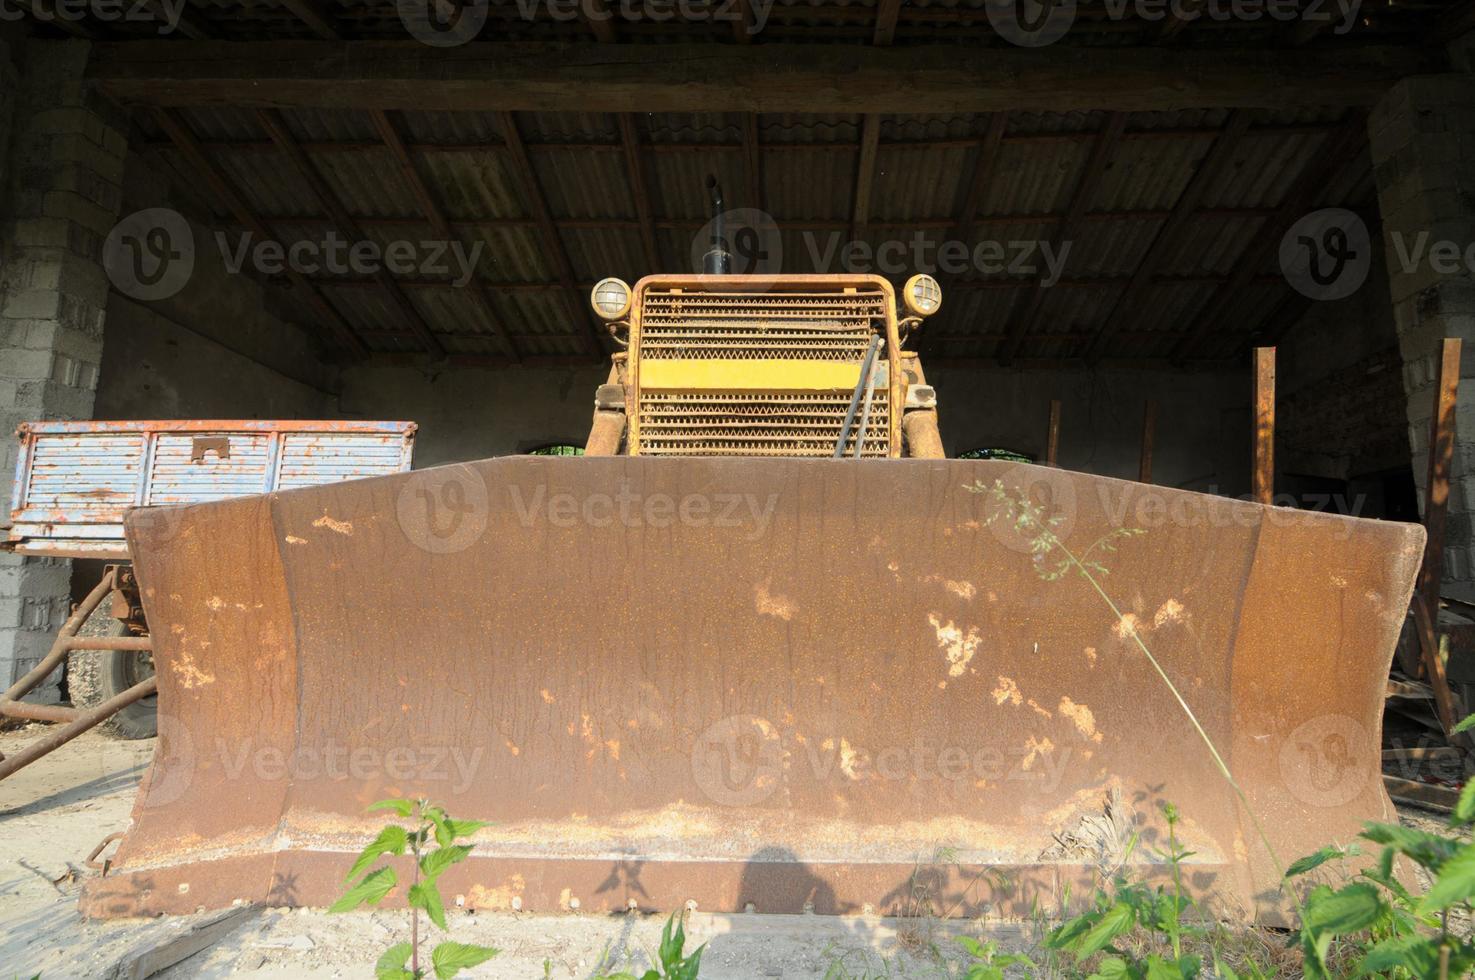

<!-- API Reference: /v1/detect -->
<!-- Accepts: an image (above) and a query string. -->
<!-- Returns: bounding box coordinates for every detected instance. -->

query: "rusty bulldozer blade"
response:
[82,458,1422,923]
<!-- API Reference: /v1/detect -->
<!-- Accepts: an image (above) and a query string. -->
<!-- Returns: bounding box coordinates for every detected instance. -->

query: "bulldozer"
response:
[80,235,1423,924]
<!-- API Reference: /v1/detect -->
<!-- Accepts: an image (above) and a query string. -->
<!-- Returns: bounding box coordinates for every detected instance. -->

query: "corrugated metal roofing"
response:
[138,105,1376,363]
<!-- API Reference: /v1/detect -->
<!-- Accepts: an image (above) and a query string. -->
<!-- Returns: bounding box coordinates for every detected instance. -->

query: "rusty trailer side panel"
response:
[82,457,1422,923]
[5,420,416,559]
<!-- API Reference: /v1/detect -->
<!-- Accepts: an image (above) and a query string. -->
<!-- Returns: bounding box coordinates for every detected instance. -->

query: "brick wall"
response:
[0,41,127,699]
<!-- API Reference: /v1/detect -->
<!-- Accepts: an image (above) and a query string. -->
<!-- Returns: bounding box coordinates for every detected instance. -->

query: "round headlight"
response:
[903,274,942,318]
[590,278,632,320]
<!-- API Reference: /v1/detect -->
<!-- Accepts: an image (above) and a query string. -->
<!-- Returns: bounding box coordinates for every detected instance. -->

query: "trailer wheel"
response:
[68,620,157,740]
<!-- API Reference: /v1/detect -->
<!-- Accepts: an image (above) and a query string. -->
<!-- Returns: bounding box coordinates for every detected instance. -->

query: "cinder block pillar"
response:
[0,40,126,700]
[1368,74,1475,599]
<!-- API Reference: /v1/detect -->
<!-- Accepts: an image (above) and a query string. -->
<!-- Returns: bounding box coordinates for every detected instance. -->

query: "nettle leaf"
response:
[1089,956,1133,980]
[421,844,473,880]
[1455,778,1475,827]
[445,819,489,840]
[329,865,397,913]
[376,942,414,980]
[1074,901,1136,958]
[1285,843,1358,880]
[1360,935,1444,976]
[345,825,409,882]
[1452,713,1475,735]
[426,808,455,847]
[431,941,499,979]
[368,798,416,818]
[1417,842,1475,913]
[1303,882,1386,936]
[1361,822,1461,872]
[410,879,449,931]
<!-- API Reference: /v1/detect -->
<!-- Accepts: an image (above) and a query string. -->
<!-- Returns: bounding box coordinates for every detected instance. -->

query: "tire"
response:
[67,619,157,740]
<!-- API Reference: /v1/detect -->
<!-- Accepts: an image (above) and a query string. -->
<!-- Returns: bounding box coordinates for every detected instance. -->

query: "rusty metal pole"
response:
[0,677,158,781]
[1419,337,1461,624]
[1139,400,1157,484]
[1252,347,1275,505]
[1045,399,1061,467]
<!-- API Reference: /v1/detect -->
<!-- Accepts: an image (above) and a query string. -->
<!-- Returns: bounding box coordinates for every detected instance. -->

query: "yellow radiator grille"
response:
[638,392,890,458]
[639,289,887,361]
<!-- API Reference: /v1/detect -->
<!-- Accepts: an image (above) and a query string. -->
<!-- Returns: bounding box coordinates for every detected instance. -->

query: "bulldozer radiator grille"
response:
[638,392,890,457]
[639,289,887,360]
[636,287,891,457]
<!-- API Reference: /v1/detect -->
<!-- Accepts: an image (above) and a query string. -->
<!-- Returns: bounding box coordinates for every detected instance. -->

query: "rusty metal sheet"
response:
[5,420,416,559]
[81,458,1422,923]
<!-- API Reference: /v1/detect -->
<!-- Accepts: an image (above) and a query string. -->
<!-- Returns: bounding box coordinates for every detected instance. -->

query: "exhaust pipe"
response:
[702,175,732,275]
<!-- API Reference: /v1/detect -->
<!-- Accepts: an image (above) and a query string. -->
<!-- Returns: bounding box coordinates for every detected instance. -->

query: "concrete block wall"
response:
[0,41,127,699]
[1368,73,1475,595]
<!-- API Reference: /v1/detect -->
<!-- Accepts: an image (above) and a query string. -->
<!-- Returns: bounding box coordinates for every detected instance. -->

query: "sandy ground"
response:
[0,727,1028,979]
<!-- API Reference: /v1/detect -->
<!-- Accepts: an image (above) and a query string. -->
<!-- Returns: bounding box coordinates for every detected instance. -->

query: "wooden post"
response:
[1252,347,1275,505]
[1419,337,1462,624]
[1045,399,1061,467]
[1138,400,1157,484]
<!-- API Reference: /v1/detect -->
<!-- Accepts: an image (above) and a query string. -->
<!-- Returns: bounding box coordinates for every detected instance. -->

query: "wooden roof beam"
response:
[1083,109,1252,362]
[851,114,882,243]
[1000,111,1127,365]
[1170,114,1367,362]
[369,108,520,361]
[496,110,606,357]
[88,41,1435,112]
[151,109,368,358]
[617,113,661,273]
[278,0,342,40]
[257,108,446,357]
[873,0,902,44]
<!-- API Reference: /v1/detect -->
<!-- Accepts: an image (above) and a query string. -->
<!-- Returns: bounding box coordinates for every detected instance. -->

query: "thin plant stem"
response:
[411,817,423,977]
[985,482,1305,916]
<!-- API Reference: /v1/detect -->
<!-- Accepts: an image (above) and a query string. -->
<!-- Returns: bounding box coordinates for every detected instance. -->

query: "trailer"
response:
[0,420,416,776]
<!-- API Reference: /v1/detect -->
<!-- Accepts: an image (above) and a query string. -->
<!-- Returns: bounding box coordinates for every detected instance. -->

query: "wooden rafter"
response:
[496,111,605,357]
[582,0,618,42]
[89,41,1434,112]
[1170,114,1366,361]
[873,0,903,44]
[256,109,445,357]
[851,114,882,243]
[140,121,1344,159]
[1157,0,1204,40]
[742,114,763,210]
[950,112,1009,247]
[151,109,368,358]
[369,109,520,361]
[278,0,341,39]
[1000,111,1127,365]
[732,0,756,42]
[1084,109,1251,362]
[617,114,661,273]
